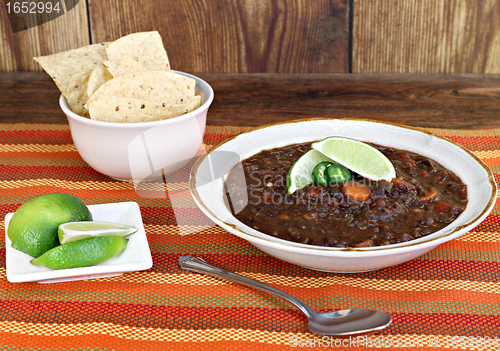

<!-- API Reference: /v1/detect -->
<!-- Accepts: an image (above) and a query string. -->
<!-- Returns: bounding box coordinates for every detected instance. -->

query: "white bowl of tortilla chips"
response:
[60,71,212,181]
[36,31,214,181]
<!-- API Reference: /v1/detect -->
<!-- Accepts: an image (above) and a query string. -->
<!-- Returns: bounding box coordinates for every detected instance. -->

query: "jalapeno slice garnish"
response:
[326,164,351,184]
[311,161,333,186]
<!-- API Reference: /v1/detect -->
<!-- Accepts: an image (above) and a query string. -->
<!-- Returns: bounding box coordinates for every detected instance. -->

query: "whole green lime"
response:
[8,193,92,257]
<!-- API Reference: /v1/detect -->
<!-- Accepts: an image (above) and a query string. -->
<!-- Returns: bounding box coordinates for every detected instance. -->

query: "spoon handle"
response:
[179,255,314,317]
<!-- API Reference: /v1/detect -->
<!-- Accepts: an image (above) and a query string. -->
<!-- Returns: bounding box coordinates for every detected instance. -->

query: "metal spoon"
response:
[179,255,392,335]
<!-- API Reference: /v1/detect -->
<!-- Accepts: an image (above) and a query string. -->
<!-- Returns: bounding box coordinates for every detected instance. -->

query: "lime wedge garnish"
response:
[311,136,396,181]
[58,221,137,244]
[286,149,336,193]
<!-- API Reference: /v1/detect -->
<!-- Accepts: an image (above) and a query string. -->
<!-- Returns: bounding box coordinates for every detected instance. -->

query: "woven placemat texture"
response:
[0,124,499,351]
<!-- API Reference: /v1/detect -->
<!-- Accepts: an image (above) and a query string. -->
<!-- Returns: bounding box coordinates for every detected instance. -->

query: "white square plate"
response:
[4,202,153,283]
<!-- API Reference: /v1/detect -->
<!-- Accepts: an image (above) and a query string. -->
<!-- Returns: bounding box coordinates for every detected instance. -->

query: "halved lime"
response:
[58,221,137,244]
[286,149,335,193]
[311,136,396,181]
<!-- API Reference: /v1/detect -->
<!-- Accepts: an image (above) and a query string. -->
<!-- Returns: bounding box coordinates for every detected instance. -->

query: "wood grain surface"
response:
[353,0,500,73]
[87,0,350,73]
[0,0,89,71]
[2,72,500,129]
[3,0,500,74]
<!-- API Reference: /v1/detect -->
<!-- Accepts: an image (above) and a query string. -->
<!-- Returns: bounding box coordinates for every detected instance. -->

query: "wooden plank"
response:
[88,0,349,73]
[0,0,90,71]
[199,73,500,129]
[0,72,63,122]
[3,72,500,130]
[353,0,500,73]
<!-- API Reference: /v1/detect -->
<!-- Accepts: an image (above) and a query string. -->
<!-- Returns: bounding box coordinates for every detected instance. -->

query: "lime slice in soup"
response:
[286,149,335,193]
[312,136,396,181]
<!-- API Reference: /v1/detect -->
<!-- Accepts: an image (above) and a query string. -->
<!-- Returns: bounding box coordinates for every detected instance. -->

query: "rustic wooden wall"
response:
[353,0,500,73]
[1,0,500,73]
[88,0,349,73]
[0,0,349,73]
[0,0,89,71]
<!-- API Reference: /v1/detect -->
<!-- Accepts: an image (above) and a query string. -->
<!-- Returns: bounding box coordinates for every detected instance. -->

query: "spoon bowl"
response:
[179,256,392,335]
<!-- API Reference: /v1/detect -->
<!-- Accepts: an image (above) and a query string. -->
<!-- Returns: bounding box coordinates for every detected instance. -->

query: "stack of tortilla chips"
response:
[34,31,201,123]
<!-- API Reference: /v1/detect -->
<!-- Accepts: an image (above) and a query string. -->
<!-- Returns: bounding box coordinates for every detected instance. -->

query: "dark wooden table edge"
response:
[1,72,500,129]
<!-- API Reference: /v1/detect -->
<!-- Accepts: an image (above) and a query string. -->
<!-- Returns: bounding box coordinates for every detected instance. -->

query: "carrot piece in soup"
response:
[434,203,451,212]
[342,181,371,202]
[419,188,437,202]
[399,152,416,166]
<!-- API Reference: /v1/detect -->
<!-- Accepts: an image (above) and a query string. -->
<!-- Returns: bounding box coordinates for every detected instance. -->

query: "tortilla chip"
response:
[66,70,92,117]
[88,63,113,97]
[87,95,201,123]
[34,42,109,97]
[103,59,150,77]
[106,31,171,71]
[86,71,196,106]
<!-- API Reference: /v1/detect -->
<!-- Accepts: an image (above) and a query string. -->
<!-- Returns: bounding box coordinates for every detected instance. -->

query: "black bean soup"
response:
[224,142,467,248]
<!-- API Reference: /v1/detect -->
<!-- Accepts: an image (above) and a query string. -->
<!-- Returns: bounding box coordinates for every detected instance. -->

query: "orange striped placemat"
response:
[0,124,499,351]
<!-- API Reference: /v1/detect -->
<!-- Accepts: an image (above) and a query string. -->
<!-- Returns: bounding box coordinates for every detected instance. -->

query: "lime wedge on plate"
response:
[286,149,335,193]
[312,136,396,181]
[32,236,128,269]
[58,221,137,244]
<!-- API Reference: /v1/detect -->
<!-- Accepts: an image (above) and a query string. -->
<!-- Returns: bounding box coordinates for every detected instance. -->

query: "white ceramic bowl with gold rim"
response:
[190,118,497,273]
[60,72,214,181]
